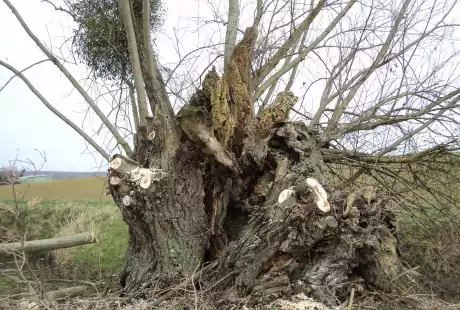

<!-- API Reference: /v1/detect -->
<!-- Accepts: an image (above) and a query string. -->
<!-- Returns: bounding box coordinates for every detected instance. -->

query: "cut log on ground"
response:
[0,232,97,254]
[45,285,87,300]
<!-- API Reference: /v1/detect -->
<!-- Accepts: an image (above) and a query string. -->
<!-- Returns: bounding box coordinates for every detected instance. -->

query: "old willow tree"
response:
[3,0,460,306]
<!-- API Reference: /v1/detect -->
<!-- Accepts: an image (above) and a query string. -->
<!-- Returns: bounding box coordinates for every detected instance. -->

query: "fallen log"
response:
[0,232,97,254]
[45,285,87,300]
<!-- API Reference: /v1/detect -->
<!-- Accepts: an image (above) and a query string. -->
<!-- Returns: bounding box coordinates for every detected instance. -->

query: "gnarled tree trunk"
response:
[108,26,414,305]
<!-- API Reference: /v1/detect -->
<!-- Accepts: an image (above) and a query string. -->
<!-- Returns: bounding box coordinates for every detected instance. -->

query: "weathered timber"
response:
[0,232,97,254]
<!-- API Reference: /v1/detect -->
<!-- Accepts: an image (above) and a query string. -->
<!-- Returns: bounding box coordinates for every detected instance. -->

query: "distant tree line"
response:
[0,167,24,185]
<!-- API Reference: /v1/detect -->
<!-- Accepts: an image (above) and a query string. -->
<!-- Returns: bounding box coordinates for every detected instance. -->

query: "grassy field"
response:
[1,174,460,303]
[0,177,112,202]
[0,177,127,290]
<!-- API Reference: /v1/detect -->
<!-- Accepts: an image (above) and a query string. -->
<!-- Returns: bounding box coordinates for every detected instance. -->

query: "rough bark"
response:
[109,148,208,292]
[108,21,413,306]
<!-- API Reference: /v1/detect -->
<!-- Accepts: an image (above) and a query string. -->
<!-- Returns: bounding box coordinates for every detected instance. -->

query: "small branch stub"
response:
[148,131,156,140]
[140,174,152,189]
[110,157,136,173]
[110,175,121,185]
[109,157,166,189]
[305,178,331,212]
[123,195,135,206]
[278,187,296,204]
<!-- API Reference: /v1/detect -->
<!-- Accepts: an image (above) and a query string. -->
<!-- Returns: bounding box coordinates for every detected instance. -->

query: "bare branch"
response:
[119,0,149,123]
[0,60,110,160]
[3,0,132,156]
[224,0,240,73]
[0,232,97,254]
[0,59,49,93]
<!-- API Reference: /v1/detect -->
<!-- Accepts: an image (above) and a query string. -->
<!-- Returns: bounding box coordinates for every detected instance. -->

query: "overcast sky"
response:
[0,0,204,172]
[1,0,458,171]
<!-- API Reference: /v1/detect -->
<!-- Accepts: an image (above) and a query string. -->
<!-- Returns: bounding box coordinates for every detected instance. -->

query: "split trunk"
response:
[108,27,414,306]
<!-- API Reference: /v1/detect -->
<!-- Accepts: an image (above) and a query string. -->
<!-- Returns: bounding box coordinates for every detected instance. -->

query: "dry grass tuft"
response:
[399,213,460,304]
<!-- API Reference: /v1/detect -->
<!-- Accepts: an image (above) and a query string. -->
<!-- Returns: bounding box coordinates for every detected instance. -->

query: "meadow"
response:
[1,173,460,307]
[0,177,112,202]
[0,177,128,294]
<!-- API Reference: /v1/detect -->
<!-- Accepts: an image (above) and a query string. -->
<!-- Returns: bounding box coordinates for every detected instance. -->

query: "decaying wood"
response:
[177,105,236,170]
[110,157,137,173]
[203,68,235,148]
[257,91,298,137]
[0,232,97,254]
[107,20,411,307]
[226,27,257,144]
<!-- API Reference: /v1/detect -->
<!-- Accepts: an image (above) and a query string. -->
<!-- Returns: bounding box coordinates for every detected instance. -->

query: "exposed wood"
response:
[148,131,156,140]
[277,187,296,204]
[123,195,135,206]
[0,232,97,254]
[224,0,240,73]
[3,0,132,156]
[110,157,166,189]
[305,178,330,212]
[110,157,137,173]
[110,176,122,185]
[177,105,236,170]
[139,174,152,189]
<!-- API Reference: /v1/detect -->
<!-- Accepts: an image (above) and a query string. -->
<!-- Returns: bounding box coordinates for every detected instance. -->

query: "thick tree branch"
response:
[139,0,180,155]
[224,0,240,73]
[126,80,140,129]
[3,0,132,156]
[0,60,110,160]
[322,142,457,164]
[119,0,149,124]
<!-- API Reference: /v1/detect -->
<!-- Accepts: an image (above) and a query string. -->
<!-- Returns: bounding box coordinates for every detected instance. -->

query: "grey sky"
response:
[1,0,458,171]
[0,0,196,171]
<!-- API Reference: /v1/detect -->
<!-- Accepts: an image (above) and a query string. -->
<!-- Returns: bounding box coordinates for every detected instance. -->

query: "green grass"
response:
[1,200,128,278]
[0,178,128,281]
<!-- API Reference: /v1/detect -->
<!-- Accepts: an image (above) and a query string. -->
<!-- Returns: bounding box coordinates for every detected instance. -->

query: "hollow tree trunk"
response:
[108,26,414,305]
